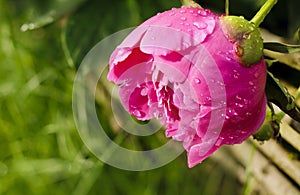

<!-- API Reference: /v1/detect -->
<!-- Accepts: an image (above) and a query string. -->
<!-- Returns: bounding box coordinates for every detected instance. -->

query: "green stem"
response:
[225,0,229,15]
[250,0,277,27]
[180,0,202,8]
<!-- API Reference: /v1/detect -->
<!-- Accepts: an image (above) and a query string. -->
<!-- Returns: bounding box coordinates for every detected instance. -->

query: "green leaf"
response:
[62,0,180,68]
[62,0,140,68]
[264,42,300,53]
[264,50,300,71]
[265,71,300,122]
[21,0,86,31]
[294,27,300,41]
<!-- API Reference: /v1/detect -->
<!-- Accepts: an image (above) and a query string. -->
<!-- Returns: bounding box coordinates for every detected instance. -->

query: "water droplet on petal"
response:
[156,12,161,16]
[141,88,149,96]
[235,102,244,108]
[193,21,207,29]
[225,56,232,61]
[228,108,238,116]
[198,9,207,16]
[248,81,254,86]
[215,137,224,146]
[254,72,259,78]
[151,36,155,40]
[180,9,186,13]
[243,98,250,105]
[240,130,247,134]
[194,78,201,84]
[133,110,142,117]
[205,96,212,101]
[169,12,175,16]
[246,112,252,116]
[236,95,242,100]
[233,70,240,79]
[180,16,187,21]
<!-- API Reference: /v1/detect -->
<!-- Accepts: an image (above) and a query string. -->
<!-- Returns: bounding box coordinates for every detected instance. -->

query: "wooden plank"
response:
[280,121,300,151]
[251,138,300,186]
[212,141,300,195]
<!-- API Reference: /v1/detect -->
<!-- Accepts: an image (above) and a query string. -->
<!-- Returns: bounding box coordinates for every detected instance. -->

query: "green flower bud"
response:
[220,16,264,67]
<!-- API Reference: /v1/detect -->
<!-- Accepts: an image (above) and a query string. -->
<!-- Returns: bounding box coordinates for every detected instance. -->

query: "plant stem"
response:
[250,0,277,27]
[225,0,229,15]
[180,0,202,8]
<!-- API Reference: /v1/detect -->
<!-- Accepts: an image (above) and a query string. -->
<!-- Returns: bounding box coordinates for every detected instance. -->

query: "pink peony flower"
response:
[108,6,267,167]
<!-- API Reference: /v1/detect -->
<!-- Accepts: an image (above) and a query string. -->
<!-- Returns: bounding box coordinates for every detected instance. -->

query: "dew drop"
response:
[187,28,192,32]
[180,16,187,21]
[217,80,225,86]
[235,95,242,101]
[228,108,238,116]
[254,72,259,78]
[246,112,252,116]
[248,81,254,86]
[151,36,155,40]
[243,98,250,105]
[198,9,207,16]
[215,137,224,146]
[141,88,149,96]
[156,12,161,16]
[194,78,201,84]
[205,96,212,101]
[166,23,172,27]
[193,21,207,29]
[189,9,194,13]
[180,9,186,13]
[233,70,240,79]
[235,102,244,108]
[225,56,232,61]
[132,110,142,117]
[240,130,247,134]
[169,12,175,16]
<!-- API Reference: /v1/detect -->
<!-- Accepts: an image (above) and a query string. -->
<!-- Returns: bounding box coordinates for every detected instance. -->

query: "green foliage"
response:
[266,72,300,122]
[264,42,300,53]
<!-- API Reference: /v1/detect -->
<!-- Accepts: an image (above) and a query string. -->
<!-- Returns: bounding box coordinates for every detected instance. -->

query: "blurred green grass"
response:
[0,0,298,194]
